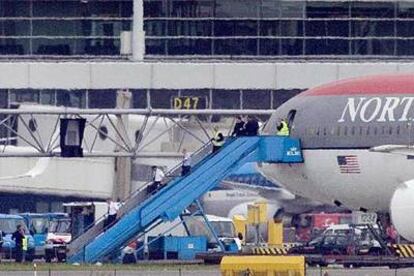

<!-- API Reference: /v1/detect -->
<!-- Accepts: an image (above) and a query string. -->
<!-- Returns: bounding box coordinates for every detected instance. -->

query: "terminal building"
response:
[1,0,414,111]
[1,0,414,213]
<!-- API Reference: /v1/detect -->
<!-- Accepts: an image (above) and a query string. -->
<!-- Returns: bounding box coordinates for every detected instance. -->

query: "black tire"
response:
[25,254,34,262]
[45,251,53,263]
[369,248,381,256]
[122,253,136,264]
[45,255,52,263]
[57,254,66,263]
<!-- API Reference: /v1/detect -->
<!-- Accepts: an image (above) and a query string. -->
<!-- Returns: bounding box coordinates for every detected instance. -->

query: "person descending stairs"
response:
[68,136,303,263]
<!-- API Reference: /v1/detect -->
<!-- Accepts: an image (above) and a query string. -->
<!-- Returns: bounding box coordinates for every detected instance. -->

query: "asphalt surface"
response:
[2,267,414,276]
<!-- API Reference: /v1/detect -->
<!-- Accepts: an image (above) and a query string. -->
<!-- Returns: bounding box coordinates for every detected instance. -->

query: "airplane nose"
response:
[390,180,414,242]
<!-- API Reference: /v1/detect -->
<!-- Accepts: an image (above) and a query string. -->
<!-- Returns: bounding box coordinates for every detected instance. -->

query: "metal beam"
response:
[0,152,184,158]
[0,108,274,115]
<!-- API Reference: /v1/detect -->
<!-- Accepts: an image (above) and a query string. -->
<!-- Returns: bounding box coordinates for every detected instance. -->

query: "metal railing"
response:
[67,139,214,257]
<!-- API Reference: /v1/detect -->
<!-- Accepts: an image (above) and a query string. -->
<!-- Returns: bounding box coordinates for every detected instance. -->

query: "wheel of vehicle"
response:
[57,255,66,263]
[368,247,381,256]
[25,254,34,262]
[122,253,136,264]
[45,255,52,263]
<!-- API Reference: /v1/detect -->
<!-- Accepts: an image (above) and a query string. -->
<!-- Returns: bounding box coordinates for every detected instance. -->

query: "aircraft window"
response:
[381,126,386,135]
[389,126,392,135]
[330,127,335,136]
[366,126,370,135]
[374,126,378,135]
[351,126,355,136]
[344,126,348,136]
[323,127,327,136]
[336,126,341,136]
[397,125,401,135]
[359,126,363,135]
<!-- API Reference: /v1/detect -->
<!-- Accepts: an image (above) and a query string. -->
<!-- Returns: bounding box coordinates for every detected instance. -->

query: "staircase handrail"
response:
[69,138,214,246]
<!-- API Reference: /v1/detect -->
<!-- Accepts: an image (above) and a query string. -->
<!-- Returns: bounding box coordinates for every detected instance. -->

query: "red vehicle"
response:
[292,213,352,243]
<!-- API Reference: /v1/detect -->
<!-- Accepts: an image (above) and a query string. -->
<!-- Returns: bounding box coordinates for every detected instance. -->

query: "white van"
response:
[323,224,362,236]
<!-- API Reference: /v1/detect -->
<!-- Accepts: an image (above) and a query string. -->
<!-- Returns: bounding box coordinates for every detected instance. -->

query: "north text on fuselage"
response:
[338,96,414,123]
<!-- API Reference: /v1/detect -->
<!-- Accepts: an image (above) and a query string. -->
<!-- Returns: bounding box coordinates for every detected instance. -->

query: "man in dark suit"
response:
[244,116,259,136]
[231,116,246,137]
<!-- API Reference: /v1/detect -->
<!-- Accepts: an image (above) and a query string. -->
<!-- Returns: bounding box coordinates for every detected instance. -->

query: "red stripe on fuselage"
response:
[301,74,414,96]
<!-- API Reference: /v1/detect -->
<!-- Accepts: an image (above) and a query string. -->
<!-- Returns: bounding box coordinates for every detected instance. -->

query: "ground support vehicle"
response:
[44,217,71,262]
[120,214,242,263]
[0,214,35,261]
[246,241,414,268]
[20,213,67,258]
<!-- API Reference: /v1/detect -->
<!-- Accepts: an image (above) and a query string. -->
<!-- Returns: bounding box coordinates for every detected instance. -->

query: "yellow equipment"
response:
[247,201,267,224]
[220,256,305,276]
[268,220,283,246]
[232,215,247,244]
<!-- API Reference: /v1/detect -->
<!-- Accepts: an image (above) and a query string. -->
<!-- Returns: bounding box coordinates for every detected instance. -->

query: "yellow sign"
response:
[172,96,206,110]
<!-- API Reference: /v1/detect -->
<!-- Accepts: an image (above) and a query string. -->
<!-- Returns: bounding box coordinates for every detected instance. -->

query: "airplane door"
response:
[287,109,296,126]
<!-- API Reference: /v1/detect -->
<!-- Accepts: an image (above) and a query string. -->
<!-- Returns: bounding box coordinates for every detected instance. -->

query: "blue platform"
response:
[68,136,303,263]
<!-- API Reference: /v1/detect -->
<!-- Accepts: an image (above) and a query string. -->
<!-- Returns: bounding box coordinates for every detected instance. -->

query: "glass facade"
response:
[0,0,131,56]
[1,88,302,110]
[0,0,413,57]
[144,0,414,57]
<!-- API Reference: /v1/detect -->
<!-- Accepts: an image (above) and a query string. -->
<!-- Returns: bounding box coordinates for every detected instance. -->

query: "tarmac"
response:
[2,267,414,276]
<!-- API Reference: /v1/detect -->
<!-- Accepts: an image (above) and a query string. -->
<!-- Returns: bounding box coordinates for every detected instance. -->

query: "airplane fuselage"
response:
[262,75,414,212]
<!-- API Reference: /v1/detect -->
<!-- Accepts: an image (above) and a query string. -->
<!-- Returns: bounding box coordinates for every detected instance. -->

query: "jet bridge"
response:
[67,136,303,263]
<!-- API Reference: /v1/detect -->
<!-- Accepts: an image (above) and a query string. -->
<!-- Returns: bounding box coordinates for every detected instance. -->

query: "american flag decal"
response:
[337,155,360,174]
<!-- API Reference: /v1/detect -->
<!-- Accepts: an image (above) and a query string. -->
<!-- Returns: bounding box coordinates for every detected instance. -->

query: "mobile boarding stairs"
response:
[67,136,303,263]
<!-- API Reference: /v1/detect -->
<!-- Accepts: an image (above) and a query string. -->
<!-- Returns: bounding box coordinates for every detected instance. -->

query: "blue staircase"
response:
[68,136,303,263]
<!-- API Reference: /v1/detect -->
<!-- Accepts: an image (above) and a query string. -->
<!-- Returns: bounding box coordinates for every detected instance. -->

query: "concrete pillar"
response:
[114,90,132,200]
[131,0,145,61]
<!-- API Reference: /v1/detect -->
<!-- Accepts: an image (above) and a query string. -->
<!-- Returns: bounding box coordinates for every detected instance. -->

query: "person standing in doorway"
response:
[12,224,26,263]
[231,116,246,137]
[211,126,225,153]
[244,116,259,136]
[181,148,191,176]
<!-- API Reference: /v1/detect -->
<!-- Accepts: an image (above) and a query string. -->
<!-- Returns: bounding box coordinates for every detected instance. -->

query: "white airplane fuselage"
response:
[261,149,412,212]
[260,74,414,241]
